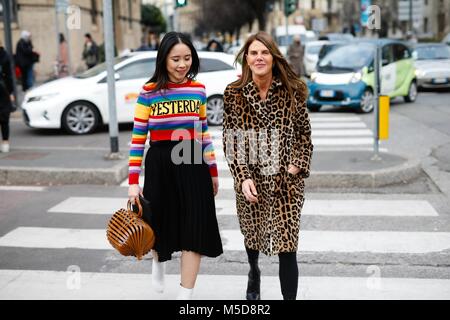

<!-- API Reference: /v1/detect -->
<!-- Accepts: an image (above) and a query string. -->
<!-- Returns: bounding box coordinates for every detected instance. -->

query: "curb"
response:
[0,159,423,188]
[306,159,423,188]
[0,162,128,186]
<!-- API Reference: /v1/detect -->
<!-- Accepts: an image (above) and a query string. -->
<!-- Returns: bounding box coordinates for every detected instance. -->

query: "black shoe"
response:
[283,293,296,300]
[246,270,261,300]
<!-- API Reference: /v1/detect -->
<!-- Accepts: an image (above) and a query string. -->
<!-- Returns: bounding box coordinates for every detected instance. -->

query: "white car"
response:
[22,51,241,134]
[303,40,329,77]
[413,43,450,89]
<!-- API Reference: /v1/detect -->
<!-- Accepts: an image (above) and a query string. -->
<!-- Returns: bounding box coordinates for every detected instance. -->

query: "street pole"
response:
[1,0,18,103]
[409,0,413,33]
[63,8,73,75]
[372,42,382,160]
[103,0,120,157]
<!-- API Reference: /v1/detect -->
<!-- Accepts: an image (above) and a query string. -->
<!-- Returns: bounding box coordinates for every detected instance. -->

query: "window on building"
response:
[311,0,316,10]
[91,0,98,25]
[0,0,18,22]
[128,0,132,29]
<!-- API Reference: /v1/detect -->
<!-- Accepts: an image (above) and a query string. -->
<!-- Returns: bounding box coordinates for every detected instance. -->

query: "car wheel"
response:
[62,102,100,135]
[404,81,417,103]
[307,104,321,112]
[206,95,224,126]
[357,89,375,113]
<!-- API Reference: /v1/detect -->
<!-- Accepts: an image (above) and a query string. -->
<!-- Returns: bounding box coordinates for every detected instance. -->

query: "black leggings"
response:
[0,120,9,141]
[246,247,298,299]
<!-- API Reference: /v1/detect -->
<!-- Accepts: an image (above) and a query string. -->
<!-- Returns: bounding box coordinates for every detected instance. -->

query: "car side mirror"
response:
[412,51,418,60]
[114,73,120,81]
[382,59,389,66]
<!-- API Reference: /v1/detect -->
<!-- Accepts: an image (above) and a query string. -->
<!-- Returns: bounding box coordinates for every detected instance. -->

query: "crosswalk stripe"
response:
[221,230,450,253]
[2,227,450,254]
[311,122,367,129]
[216,199,439,217]
[310,117,362,122]
[0,186,46,192]
[312,137,374,145]
[312,129,373,137]
[48,197,439,217]
[1,270,449,300]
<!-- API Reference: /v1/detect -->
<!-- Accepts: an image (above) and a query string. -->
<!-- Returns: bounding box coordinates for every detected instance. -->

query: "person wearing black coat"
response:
[0,45,15,153]
[15,30,36,91]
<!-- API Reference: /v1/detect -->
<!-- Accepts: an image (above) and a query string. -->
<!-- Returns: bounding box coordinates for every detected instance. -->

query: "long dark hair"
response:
[147,32,199,92]
[231,31,307,109]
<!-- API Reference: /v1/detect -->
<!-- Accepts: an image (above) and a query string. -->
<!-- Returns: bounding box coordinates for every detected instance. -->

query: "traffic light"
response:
[284,0,298,16]
[175,0,187,8]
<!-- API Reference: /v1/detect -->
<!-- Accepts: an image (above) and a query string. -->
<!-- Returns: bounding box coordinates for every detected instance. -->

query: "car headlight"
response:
[350,72,362,83]
[415,69,425,77]
[310,72,318,82]
[27,93,59,103]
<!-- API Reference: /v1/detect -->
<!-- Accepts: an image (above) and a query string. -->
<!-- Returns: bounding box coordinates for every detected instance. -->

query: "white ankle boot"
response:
[1,143,9,153]
[152,258,166,293]
[176,284,194,300]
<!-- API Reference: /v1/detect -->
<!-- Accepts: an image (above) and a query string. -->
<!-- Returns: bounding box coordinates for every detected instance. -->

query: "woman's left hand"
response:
[212,177,219,196]
[288,164,300,175]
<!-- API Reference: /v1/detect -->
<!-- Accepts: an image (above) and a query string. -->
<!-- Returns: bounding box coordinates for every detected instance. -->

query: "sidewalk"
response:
[0,143,423,187]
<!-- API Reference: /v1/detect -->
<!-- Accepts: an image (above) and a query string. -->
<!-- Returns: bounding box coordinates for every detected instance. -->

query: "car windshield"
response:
[74,56,130,79]
[277,34,314,46]
[318,44,374,71]
[415,45,450,60]
[306,45,323,55]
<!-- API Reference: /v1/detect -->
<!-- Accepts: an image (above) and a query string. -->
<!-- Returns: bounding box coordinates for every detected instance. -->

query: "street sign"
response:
[360,0,371,26]
[398,0,423,21]
[55,0,69,13]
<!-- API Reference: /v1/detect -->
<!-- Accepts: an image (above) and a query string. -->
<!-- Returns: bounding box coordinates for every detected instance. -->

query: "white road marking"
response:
[0,186,46,192]
[1,270,449,300]
[2,227,450,254]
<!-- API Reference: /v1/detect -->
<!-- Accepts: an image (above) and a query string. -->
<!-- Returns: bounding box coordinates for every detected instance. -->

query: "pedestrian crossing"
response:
[1,190,450,299]
[1,114,449,300]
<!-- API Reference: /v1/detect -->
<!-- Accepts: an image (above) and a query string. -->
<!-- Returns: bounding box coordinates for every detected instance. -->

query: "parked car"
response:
[442,33,450,46]
[307,39,417,113]
[21,51,241,134]
[413,43,450,89]
[318,33,355,41]
[304,40,330,77]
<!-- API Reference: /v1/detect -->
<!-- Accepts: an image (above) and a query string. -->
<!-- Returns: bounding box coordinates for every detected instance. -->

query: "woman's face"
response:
[246,40,273,78]
[166,43,192,83]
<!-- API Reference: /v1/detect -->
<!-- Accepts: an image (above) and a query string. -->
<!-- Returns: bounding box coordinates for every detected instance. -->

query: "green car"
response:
[308,39,418,113]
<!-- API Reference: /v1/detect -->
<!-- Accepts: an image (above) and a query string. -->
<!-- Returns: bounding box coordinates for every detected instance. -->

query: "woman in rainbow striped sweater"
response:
[128,32,223,300]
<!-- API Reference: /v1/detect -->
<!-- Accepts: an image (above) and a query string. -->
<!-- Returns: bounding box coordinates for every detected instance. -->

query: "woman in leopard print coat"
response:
[222,31,313,300]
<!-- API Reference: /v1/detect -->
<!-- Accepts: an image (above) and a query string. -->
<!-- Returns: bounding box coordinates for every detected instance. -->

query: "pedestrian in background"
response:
[82,33,99,69]
[127,31,223,300]
[136,36,151,52]
[15,30,36,91]
[287,35,305,78]
[222,31,313,300]
[57,33,69,77]
[0,41,15,153]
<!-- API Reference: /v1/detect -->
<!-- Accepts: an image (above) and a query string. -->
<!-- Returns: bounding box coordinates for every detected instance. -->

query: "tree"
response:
[141,4,167,34]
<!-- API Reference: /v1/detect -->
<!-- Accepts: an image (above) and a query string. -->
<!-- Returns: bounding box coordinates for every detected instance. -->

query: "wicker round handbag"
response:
[106,197,155,260]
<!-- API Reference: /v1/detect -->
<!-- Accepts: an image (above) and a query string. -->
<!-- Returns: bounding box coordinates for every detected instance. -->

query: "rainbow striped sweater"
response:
[128,80,218,185]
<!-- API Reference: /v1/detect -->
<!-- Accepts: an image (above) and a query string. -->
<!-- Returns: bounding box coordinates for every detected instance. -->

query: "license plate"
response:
[433,78,448,84]
[320,90,335,98]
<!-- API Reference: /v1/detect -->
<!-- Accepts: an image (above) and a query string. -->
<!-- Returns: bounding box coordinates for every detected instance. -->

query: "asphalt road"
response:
[1,88,450,300]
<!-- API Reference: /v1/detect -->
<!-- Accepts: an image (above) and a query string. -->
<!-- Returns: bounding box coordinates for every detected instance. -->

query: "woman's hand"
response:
[288,164,300,175]
[212,177,219,196]
[242,179,258,203]
[128,184,142,204]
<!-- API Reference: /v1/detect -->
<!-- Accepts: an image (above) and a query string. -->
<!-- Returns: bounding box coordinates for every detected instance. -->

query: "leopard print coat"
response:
[222,77,313,255]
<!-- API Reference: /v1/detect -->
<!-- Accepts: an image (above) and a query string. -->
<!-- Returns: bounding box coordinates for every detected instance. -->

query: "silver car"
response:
[413,43,450,89]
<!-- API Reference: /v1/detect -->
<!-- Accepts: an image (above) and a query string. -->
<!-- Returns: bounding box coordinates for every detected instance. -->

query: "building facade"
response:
[0,0,142,82]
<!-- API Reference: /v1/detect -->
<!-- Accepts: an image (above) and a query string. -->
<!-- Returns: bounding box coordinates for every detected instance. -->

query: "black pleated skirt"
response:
[143,140,223,262]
